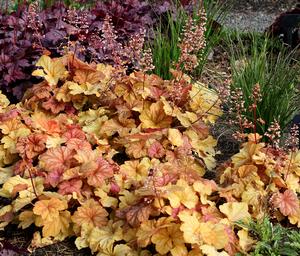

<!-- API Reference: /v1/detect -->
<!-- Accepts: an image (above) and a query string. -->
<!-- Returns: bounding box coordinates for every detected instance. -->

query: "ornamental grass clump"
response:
[226,32,300,136]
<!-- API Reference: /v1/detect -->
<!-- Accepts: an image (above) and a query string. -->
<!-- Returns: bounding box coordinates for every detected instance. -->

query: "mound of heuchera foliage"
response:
[0,54,299,256]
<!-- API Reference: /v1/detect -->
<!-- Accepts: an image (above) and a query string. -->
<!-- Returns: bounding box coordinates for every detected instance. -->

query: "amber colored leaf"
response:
[39,146,74,172]
[168,128,184,147]
[139,101,172,129]
[41,210,71,238]
[179,212,201,244]
[66,52,96,71]
[151,223,186,255]
[18,210,35,229]
[74,69,104,85]
[29,231,54,250]
[33,198,68,221]
[272,189,300,216]
[199,222,229,250]
[32,55,67,86]
[232,142,264,168]
[125,140,148,159]
[0,205,13,228]
[88,220,123,253]
[238,229,256,252]
[72,199,108,228]
[136,219,156,247]
[0,91,10,109]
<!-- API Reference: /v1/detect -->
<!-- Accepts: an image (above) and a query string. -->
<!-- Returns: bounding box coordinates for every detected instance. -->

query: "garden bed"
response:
[0,1,299,256]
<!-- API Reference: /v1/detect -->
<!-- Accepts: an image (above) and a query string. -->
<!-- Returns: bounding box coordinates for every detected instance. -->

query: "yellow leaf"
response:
[94,187,118,208]
[288,211,300,227]
[237,229,256,252]
[232,141,264,168]
[0,90,9,109]
[0,175,41,198]
[286,173,300,193]
[193,179,217,205]
[32,55,67,86]
[68,81,102,96]
[289,151,300,176]
[41,210,71,238]
[46,136,66,149]
[88,220,123,253]
[199,222,228,249]
[112,244,133,256]
[200,244,229,256]
[165,179,198,209]
[185,130,217,170]
[74,223,91,250]
[168,129,184,147]
[139,101,172,129]
[137,219,156,247]
[96,64,114,85]
[1,127,31,154]
[179,213,201,244]
[0,166,13,184]
[29,231,55,251]
[219,202,251,222]
[189,82,222,124]
[151,223,186,255]
[171,243,188,256]
[19,210,35,229]
[13,177,44,212]
[97,244,133,256]
[120,158,151,188]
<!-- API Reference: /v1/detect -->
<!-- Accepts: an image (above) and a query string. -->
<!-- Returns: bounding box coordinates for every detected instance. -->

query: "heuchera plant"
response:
[0,9,43,100]
[0,52,299,255]
[0,1,172,100]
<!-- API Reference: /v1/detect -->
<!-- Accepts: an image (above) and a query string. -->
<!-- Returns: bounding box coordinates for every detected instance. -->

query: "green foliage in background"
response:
[225,31,300,135]
[149,0,228,80]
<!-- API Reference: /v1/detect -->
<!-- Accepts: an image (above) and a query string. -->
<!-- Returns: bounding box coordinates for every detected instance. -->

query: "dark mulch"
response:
[0,224,92,256]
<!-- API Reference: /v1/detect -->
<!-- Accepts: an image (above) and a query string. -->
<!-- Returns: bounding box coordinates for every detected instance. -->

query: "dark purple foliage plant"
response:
[0,0,172,101]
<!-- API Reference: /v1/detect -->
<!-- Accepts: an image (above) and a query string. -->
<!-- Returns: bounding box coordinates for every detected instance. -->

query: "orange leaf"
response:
[72,199,108,228]
[33,198,67,221]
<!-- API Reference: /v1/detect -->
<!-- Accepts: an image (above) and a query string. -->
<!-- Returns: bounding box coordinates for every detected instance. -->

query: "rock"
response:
[266,7,300,47]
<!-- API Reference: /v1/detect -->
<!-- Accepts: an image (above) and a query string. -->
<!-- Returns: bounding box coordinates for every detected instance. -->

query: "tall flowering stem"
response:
[178,4,207,74]
[250,84,262,144]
